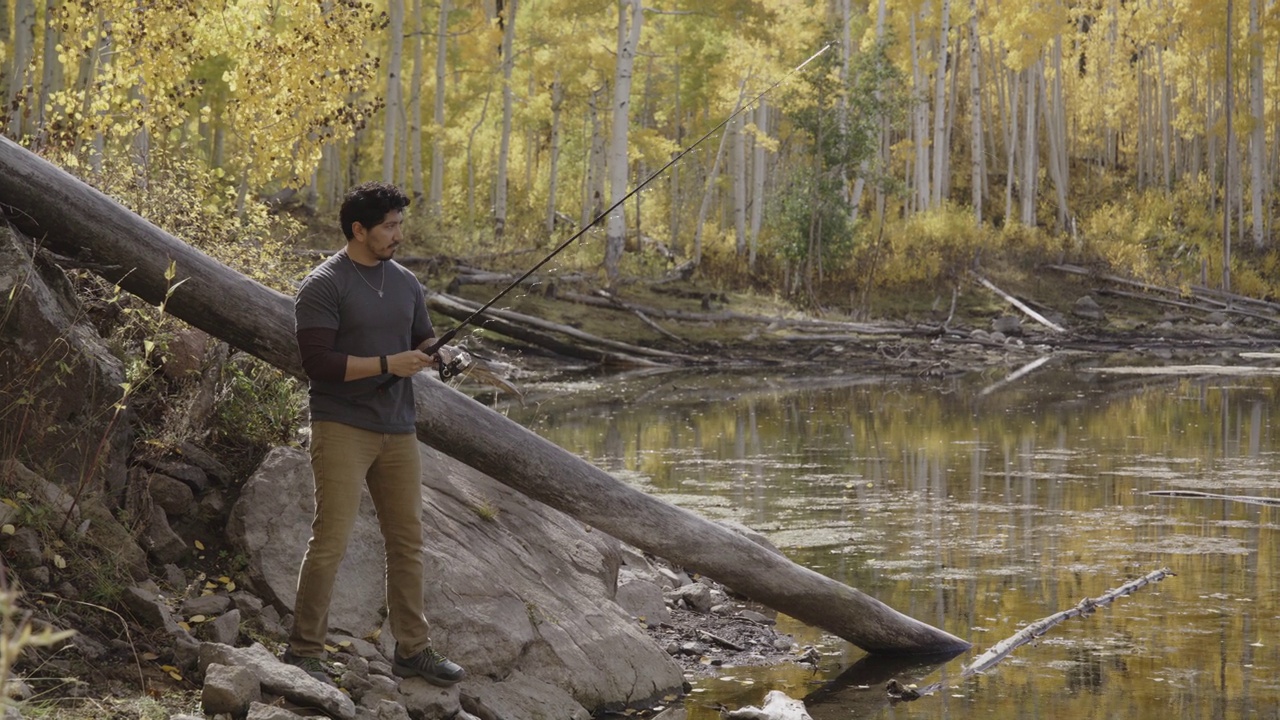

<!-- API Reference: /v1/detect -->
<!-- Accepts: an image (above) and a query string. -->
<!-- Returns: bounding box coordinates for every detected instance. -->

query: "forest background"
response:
[3,0,1277,312]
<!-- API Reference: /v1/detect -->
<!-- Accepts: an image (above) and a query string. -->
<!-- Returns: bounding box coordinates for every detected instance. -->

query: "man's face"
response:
[354,209,405,261]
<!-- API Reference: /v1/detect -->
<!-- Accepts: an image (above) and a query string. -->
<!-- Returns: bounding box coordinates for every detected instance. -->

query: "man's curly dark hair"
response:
[339,182,411,240]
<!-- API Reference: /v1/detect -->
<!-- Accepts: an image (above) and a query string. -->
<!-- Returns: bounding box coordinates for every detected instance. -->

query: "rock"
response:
[201,663,260,716]
[199,642,355,720]
[461,672,591,720]
[140,459,209,494]
[162,564,187,591]
[772,636,795,651]
[615,579,670,628]
[148,473,195,516]
[1073,295,1106,320]
[121,587,174,630]
[1205,311,1230,325]
[725,690,813,720]
[0,230,130,496]
[228,446,683,712]
[356,674,400,707]
[739,610,774,625]
[183,594,233,617]
[230,592,264,618]
[245,702,304,720]
[177,441,233,484]
[667,583,714,613]
[144,505,188,565]
[657,566,691,589]
[991,315,1023,335]
[2,527,44,569]
[205,609,242,646]
[4,678,33,701]
[3,461,80,524]
[989,330,1007,343]
[397,678,462,719]
[161,327,209,381]
[356,699,411,720]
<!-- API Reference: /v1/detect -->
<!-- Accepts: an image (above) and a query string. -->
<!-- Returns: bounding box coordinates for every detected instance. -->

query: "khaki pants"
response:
[289,420,431,658]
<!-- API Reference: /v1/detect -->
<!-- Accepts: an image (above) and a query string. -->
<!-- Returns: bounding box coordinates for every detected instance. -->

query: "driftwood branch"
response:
[1146,490,1280,508]
[978,355,1054,397]
[592,289,686,344]
[426,291,703,366]
[973,274,1066,333]
[1047,264,1280,319]
[697,629,746,652]
[887,568,1176,701]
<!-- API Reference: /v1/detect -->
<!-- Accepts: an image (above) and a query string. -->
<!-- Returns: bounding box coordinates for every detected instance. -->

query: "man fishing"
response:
[285,180,465,687]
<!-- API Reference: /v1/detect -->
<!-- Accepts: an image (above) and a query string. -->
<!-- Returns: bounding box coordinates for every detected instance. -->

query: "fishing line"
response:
[386,42,834,387]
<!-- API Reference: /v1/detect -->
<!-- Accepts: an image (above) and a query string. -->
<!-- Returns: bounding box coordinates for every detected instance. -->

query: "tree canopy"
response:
[2,0,1277,306]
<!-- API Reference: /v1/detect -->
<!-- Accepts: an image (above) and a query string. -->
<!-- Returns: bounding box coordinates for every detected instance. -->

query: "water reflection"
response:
[502,367,1280,719]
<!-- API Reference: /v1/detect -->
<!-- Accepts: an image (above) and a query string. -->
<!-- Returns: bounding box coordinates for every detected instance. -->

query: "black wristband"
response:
[379,355,388,374]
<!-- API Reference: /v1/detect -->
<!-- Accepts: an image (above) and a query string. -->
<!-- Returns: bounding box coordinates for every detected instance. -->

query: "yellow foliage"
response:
[46,147,309,292]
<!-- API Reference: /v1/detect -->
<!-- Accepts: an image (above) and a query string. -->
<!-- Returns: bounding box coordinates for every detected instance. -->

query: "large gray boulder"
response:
[0,228,129,497]
[228,445,683,716]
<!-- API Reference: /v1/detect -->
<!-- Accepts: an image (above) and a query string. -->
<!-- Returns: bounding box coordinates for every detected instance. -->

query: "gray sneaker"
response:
[392,645,465,686]
[282,648,334,686]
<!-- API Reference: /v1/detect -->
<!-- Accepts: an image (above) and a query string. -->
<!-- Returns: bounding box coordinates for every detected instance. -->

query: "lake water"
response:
[499,360,1279,719]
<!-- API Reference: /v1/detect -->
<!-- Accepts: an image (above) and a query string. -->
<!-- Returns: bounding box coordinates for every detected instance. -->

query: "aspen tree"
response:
[1248,0,1264,247]
[410,0,425,203]
[605,0,642,284]
[7,0,35,138]
[546,73,564,234]
[931,0,951,208]
[383,0,404,183]
[494,0,517,240]
[968,0,983,221]
[429,0,449,215]
[749,99,768,268]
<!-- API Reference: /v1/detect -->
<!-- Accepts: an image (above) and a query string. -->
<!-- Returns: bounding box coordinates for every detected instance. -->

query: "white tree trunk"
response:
[382,0,405,183]
[732,115,747,257]
[1003,68,1019,226]
[409,0,426,203]
[36,0,60,134]
[494,0,518,240]
[583,86,607,229]
[429,0,449,215]
[694,80,747,266]
[1019,65,1038,226]
[669,54,682,255]
[545,74,565,235]
[909,12,929,213]
[605,0,643,283]
[968,0,983,222]
[931,0,951,208]
[1249,0,1266,247]
[7,0,36,138]
[749,99,768,269]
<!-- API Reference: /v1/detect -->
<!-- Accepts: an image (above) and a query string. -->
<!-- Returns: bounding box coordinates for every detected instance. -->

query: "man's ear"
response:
[351,221,367,242]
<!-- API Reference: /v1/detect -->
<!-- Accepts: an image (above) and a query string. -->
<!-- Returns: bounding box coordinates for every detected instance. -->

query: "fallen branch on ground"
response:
[887,568,1176,702]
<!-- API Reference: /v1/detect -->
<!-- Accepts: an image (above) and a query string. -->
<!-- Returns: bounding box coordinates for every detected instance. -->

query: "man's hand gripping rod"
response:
[379,43,833,391]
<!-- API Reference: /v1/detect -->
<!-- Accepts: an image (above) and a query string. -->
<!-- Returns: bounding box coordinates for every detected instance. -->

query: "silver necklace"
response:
[346,252,385,298]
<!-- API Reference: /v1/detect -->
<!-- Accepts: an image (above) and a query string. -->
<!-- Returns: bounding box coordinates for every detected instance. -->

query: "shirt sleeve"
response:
[295,270,348,382]
[410,281,435,349]
[296,327,348,383]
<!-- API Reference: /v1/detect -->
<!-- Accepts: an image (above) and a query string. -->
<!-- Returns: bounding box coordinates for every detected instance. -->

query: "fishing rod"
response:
[385,42,834,388]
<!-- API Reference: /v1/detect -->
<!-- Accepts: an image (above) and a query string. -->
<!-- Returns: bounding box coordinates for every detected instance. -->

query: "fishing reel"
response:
[436,346,472,382]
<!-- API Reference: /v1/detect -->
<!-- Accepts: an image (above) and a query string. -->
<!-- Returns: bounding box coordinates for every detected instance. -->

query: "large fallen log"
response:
[0,136,969,656]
